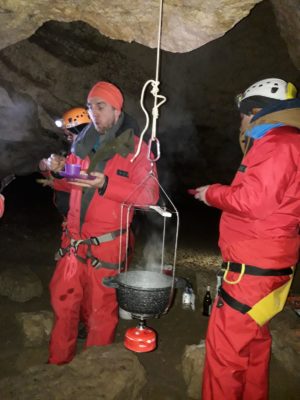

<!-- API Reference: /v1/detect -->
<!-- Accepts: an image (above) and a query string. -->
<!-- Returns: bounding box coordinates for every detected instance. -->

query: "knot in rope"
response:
[130,0,166,164]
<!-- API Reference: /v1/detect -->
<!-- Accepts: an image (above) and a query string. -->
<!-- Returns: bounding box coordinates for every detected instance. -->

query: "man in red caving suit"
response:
[196,78,300,400]
[47,81,159,364]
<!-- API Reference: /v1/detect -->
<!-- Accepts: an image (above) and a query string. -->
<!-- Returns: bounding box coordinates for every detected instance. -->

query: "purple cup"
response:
[65,163,81,176]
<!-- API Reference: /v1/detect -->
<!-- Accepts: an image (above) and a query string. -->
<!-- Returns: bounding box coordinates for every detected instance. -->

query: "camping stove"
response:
[102,173,181,353]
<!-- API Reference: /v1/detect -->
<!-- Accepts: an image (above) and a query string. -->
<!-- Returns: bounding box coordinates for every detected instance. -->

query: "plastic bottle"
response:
[202,285,212,316]
[182,281,196,311]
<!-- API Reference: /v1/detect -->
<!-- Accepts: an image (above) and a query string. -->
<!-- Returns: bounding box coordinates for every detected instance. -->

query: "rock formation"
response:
[0,1,263,53]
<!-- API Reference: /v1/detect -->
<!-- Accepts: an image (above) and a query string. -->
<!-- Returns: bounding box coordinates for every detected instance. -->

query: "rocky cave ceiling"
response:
[1,0,299,60]
[0,0,299,188]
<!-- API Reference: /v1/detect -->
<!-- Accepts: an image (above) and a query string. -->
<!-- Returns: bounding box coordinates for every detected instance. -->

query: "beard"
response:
[94,120,115,134]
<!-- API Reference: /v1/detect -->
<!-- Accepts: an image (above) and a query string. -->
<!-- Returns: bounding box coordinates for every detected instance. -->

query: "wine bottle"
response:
[202,285,212,316]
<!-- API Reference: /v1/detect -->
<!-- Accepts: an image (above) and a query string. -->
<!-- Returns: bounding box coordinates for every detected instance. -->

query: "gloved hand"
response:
[194,185,211,206]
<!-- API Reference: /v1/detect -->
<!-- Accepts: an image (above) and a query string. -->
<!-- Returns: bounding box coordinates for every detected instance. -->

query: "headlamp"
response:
[55,118,64,128]
[235,93,244,109]
[286,82,297,99]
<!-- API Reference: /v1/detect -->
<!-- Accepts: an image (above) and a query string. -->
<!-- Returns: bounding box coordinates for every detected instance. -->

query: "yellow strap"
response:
[223,262,246,285]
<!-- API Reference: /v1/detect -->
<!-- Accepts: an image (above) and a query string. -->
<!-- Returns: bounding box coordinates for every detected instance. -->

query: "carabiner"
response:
[147,137,161,162]
[223,262,245,285]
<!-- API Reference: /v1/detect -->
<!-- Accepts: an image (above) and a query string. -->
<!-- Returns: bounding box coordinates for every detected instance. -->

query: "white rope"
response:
[131,0,167,162]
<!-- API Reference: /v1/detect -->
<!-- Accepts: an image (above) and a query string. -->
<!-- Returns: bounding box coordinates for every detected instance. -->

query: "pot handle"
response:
[174,276,188,289]
[102,276,119,289]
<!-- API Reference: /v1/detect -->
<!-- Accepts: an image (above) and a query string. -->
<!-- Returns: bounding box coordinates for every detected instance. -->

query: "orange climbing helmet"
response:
[55,107,91,130]
[62,107,91,129]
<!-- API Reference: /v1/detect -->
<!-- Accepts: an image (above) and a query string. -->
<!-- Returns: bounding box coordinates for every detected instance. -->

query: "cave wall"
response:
[0,80,62,176]
[0,0,299,190]
[270,0,300,70]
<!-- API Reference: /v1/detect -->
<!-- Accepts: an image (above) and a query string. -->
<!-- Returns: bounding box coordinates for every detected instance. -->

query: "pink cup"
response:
[65,163,81,176]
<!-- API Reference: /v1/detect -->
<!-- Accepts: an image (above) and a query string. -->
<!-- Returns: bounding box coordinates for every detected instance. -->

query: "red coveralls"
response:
[202,125,300,399]
[0,195,4,217]
[48,135,159,364]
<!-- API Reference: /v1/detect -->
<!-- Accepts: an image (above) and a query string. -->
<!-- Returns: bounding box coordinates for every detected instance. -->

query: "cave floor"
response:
[0,175,299,399]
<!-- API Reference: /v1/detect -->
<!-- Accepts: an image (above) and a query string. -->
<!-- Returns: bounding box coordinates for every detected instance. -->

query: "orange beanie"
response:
[87,81,124,111]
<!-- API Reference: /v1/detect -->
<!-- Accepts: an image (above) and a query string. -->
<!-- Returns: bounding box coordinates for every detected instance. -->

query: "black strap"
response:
[222,262,293,276]
[89,255,125,270]
[219,287,251,314]
[85,228,127,246]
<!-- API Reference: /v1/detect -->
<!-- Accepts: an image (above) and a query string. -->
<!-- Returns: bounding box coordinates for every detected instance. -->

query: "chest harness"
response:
[57,128,135,271]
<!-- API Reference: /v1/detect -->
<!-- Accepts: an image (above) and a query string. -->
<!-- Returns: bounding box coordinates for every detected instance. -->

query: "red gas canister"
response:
[124,325,157,353]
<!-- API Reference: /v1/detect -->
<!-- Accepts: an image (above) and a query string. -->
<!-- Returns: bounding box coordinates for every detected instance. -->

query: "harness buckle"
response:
[90,237,101,246]
[91,258,102,269]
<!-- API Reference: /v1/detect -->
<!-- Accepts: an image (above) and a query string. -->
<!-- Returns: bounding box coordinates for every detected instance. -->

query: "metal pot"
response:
[103,270,184,317]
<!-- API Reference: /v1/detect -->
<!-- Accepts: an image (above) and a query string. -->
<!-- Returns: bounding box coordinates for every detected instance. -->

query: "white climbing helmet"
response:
[236,78,297,115]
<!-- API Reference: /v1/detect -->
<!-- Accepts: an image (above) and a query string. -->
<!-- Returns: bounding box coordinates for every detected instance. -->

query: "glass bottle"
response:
[202,285,212,316]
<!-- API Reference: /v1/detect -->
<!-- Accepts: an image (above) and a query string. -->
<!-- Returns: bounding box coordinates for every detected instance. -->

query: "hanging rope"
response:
[131,0,167,163]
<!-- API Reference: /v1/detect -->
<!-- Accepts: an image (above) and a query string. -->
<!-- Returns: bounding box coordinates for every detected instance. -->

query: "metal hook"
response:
[147,138,161,161]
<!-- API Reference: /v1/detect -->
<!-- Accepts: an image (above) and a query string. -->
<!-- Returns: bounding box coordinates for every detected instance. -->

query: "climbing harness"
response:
[56,228,127,270]
[131,0,167,164]
[217,261,295,326]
